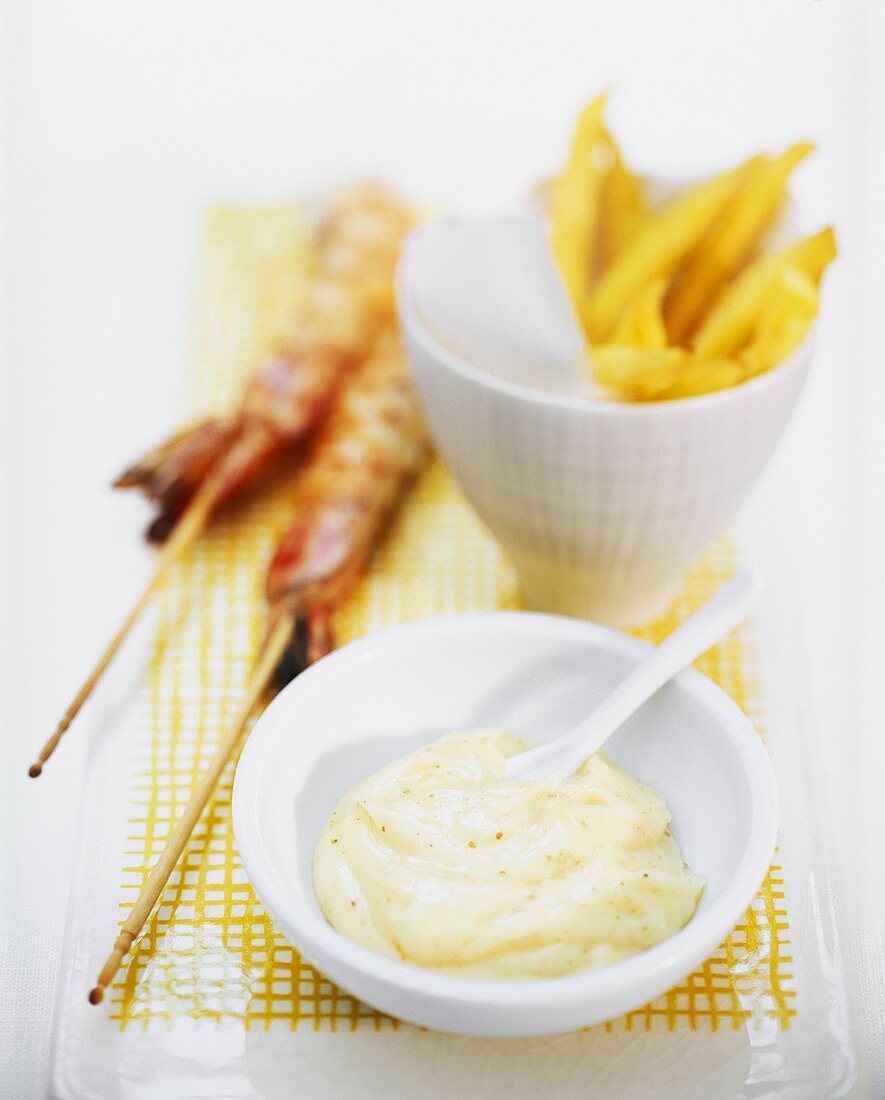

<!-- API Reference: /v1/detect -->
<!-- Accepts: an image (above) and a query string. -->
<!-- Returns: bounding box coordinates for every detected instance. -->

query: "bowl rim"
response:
[397,215,815,418]
[233,610,779,1013]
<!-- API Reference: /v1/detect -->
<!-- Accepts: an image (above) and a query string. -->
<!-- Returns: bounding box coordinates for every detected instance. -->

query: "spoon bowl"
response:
[507,569,762,780]
[232,611,778,1037]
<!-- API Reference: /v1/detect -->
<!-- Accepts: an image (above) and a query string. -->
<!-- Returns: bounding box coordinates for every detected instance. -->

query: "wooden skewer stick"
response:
[88,611,294,1005]
[29,467,230,778]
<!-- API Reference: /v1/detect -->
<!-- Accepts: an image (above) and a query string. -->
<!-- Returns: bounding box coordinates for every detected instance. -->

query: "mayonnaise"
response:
[313,729,703,979]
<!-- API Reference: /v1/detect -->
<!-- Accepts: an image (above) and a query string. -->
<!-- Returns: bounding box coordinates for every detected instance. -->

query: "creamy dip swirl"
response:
[313,729,703,979]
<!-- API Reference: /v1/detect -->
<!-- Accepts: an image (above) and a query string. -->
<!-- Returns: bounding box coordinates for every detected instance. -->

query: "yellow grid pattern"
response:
[110,204,795,1033]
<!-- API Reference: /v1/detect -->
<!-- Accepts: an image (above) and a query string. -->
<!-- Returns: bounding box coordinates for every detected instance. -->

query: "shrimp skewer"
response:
[116,186,415,540]
[30,187,414,776]
[264,329,430,679]
[89,331,430,1004]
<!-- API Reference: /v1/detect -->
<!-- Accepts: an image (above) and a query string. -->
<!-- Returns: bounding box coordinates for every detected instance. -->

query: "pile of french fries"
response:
[551,95,836,401]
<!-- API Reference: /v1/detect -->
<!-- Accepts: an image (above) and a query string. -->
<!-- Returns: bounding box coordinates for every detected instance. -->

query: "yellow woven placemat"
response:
[110,204,795,1034]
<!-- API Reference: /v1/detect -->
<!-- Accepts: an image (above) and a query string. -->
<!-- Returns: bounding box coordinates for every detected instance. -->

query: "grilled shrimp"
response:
[115,186,415,541]
[264,331,429,681]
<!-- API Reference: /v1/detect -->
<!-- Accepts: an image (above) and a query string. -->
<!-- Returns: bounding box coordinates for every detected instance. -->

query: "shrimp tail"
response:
[114,189,415,545]
[114,418,235,499]
[266,605,335,692]
[134,420,286,543]
[270,613,309,690]
[114,419,237,540]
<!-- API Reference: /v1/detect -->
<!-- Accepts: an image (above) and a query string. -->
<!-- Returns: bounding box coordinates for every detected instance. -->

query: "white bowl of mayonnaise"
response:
[233,611,777,1037]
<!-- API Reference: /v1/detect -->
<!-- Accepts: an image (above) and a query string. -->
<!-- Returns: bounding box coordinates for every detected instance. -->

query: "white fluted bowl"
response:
[398,216,813,626]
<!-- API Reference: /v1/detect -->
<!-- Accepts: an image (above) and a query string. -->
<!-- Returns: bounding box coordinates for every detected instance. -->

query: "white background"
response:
[1,1,883,1096]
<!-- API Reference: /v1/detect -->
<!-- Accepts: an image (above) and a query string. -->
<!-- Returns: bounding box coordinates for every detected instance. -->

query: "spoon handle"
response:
[506,569,763,781]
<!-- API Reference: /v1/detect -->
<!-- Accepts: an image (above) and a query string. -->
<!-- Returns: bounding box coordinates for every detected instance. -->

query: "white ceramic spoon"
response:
[505,569,763,782]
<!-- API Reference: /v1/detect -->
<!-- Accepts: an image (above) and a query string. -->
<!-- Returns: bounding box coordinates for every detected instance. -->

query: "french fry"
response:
[592,345,690,399]
[658,357,746,399]
[609,276,668,348]
[668,269,818,398]
[598,128,649,271]
[584,157,759,342]
[597,265,818,401]
[693,226,836,357]
[551,100,836,401]
[551,95,609,314]
[738,265,820,378]
[664,143,814,343]
[593,344,745,401]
